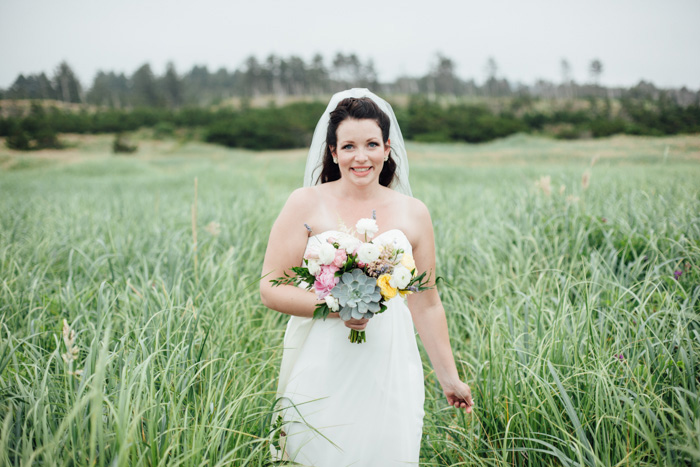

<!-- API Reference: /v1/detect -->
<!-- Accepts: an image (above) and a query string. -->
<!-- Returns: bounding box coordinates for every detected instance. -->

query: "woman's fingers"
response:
[343,318,369,330]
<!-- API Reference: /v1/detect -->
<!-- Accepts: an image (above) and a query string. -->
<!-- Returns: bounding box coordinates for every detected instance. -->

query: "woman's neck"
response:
[334,179,383,202]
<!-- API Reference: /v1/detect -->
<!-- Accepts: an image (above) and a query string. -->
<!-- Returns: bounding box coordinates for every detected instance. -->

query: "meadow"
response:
[1,133,699,466]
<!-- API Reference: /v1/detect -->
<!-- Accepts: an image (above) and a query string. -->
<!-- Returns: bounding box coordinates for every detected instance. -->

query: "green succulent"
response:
[332,269,382,320]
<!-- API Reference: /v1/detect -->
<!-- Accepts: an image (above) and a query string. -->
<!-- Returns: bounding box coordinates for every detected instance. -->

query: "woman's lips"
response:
[351,167,372,177]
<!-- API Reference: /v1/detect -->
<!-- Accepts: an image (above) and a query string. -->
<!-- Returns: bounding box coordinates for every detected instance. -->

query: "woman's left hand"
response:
[443,380,474,413]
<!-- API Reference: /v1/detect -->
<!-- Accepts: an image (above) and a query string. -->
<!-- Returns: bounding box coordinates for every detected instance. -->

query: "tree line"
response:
[1,53,699,151]
[3,54,698,108]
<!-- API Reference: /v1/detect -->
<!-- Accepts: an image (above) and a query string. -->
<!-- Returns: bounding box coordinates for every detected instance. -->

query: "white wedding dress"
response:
[277,229,425,467]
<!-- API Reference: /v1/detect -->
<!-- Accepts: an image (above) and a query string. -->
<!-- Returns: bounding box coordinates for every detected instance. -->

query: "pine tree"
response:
[161,62,183,108]
[130,63,163,107]
[53,61,83,103]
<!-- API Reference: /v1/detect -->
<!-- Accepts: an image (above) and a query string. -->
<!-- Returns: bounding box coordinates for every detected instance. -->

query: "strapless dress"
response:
[276,229,425,467]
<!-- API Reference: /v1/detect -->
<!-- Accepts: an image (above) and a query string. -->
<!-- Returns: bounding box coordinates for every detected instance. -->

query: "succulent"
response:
[331,269,382,320]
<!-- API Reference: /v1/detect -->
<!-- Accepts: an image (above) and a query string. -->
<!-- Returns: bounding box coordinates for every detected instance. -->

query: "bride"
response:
[260,89,473,466]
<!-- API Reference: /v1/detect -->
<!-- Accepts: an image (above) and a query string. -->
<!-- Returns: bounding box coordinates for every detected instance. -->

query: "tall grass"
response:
[1,137,698,466]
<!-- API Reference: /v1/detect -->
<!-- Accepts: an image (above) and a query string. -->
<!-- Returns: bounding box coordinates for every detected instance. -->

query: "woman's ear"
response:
[384,138,391,158]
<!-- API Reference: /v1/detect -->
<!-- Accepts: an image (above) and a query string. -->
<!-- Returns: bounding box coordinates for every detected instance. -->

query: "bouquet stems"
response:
[348,330,366,344]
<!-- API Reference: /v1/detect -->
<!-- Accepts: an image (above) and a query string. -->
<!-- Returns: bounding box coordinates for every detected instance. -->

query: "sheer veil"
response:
[303,88,412,196]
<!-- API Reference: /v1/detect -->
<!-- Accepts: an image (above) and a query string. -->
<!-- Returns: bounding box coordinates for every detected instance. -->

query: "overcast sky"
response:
[1,0,699,90]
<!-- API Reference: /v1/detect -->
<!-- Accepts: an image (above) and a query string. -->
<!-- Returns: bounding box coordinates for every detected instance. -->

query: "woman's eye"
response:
[368,142,379,148]
[342,144,353,150]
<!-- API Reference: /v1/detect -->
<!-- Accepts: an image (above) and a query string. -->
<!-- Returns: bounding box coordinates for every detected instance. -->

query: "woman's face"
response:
[331,118,390,188]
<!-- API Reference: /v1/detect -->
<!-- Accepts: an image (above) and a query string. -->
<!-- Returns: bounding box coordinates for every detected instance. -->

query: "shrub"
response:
[5,129,31,150]
[153,121,176,139]
[112,133,137,154]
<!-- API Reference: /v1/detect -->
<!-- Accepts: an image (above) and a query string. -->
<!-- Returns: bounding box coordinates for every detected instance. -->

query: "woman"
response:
[260,89,473,466]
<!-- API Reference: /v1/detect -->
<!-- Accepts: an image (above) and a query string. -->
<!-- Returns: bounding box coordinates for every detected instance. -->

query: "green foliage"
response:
[204,102,324,150]
[0,138,699,465]
[5,128,31,150]
[4,102,63,150]
[153,121,176,139]
[112,133,137,154]
[1,93,699,151]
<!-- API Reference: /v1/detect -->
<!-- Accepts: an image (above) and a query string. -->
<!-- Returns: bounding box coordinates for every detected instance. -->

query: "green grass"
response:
[1,134,699,466]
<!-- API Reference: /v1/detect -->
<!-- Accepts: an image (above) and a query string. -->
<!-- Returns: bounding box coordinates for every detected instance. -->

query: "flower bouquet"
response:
[271,216,431,343]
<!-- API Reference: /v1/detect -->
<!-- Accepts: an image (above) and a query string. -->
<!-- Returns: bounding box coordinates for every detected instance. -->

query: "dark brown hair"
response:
[318,97,397,187]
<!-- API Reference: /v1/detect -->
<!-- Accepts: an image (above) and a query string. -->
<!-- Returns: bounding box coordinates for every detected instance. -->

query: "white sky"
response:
[1,0,699,90]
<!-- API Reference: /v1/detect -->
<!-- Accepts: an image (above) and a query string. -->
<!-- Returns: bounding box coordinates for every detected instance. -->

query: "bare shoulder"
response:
[407,195,430,219]
[286,186,317,206]
[281,186,322,217]
[399,194,431,228]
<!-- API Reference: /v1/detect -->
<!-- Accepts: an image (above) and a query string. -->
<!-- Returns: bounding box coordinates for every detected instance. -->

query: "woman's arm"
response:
[260,188,322,318]
[259,189,367,330]
[408,201,474,412]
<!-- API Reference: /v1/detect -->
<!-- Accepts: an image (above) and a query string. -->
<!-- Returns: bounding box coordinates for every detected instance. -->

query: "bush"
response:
[153,121,176,139]
[112,133,137,154]
[5,129,31,150]
[590,118,627,137]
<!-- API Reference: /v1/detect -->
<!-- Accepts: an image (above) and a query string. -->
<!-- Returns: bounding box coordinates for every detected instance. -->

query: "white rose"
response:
[318,243,336,265]
[305,245,319,260]
[325,295,339,312]
[306,259,321,276]
[337,234,361,254]
[357,243,381,264]
[389,265,412,289]
[356,218,379,238]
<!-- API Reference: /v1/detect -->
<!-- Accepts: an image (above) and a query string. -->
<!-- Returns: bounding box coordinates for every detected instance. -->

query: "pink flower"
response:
[314,264,339,299]
[332,249,347,268]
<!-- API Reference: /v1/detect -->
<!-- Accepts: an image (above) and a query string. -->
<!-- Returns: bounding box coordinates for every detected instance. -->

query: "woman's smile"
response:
[351,166,373,175]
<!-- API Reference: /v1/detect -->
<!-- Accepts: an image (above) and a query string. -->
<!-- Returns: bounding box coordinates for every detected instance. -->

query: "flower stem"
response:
[348,330,366,344]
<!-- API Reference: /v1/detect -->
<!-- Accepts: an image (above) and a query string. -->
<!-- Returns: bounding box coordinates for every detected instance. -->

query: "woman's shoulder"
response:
[387,189,429,219]
[285,186,321,207]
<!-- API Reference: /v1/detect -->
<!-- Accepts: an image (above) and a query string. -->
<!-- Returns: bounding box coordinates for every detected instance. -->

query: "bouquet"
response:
[271,215,431,343]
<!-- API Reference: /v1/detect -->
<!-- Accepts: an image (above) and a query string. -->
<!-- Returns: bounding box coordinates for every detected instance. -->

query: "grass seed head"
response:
[582,170,591,190]
[535,175,552,196]
[205,221,221,236]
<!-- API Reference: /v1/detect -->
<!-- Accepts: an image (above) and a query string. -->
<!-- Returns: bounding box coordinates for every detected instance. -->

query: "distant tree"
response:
[131,63,163,107]
[330,53,376,89]
[36,73,56,100]
[485,57,498,79]
[560,58,572,84]
[183,65,212,104]
[429,54,459,96]
[484,57,498,96]
[308,54,328,94]
[243,56,263,97]
[332,53,361,87]
[265,54,282,96]
[161,62,183,107]
[284,55,308,95]
[560,58,574,99]
[53,61,83,103]
[7,74,29,99]
[88,71,114,106]
[589,59,603,85]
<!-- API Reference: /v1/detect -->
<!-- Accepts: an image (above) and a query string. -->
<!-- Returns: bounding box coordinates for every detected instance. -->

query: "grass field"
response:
[1,133,699,466]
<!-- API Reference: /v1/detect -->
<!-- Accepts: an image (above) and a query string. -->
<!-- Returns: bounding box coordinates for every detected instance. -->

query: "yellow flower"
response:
[400,252,416,273]
[377,274,397,300]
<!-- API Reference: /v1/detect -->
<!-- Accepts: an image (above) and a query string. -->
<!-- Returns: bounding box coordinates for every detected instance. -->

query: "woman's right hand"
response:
[343,318,369,331]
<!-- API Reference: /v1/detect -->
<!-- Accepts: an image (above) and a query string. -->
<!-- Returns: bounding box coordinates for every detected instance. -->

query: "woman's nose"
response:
[355,148,369,161]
